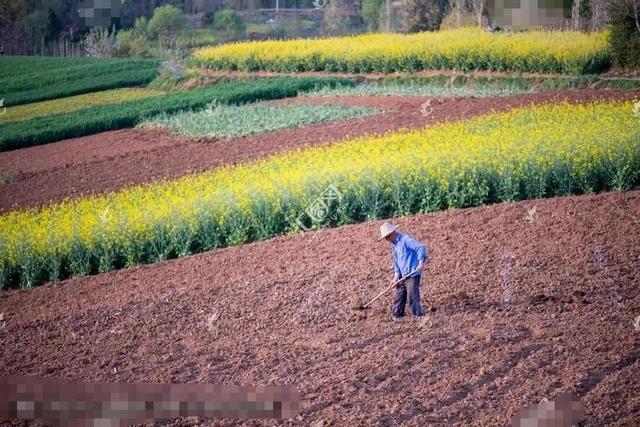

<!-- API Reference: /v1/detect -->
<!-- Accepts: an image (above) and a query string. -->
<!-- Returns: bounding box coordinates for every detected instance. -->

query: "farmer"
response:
[379,222,428,321]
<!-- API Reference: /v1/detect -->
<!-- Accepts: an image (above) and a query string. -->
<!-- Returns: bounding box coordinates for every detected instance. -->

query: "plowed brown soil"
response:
[1,89,638,212]
[1,190,639,426]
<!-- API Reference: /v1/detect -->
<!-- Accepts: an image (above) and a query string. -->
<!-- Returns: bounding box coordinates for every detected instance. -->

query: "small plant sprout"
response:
[0,171,13,185]
[594,246,624,307]
[502,254,513,306]
[204,99,220,114]
[526,206,538,223]
[420,99,433,117]
[207,311,219,332]
[418,315,432,330]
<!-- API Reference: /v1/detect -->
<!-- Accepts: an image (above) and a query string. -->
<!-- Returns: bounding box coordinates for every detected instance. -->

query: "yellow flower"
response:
[1,100,637,287]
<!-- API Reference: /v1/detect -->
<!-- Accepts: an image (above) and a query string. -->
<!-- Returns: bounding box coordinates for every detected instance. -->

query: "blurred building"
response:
[488,0,572,30]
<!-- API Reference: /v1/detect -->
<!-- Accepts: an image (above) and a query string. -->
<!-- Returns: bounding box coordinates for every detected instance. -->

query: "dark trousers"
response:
[392,275,424,317]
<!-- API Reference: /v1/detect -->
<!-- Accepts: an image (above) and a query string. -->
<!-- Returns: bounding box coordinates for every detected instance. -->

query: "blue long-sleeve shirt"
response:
[391,232,428,278]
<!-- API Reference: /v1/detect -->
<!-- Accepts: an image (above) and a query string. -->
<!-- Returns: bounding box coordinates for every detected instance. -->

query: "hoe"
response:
[352,269,419,311]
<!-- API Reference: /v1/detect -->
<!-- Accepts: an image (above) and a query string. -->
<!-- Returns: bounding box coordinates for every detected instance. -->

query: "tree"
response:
[0,16,20,53]
[606,0,640,68]
[322,0,354,35]
[166,0,185,10]
[606,0,640,32]
[572,0,593,30]
[362,0,384,31]
[571,0,581,29]
[471,0,488,27]
[133,16,149,37]
[18,10,50,45]
[589,0,609,30]
[404,0,448,32]
[222,0,238,9]
[452,0,464,28]
[84,25,117,57]
[147,5,187,46]
[0,0,29,22]
[211,9,246,41]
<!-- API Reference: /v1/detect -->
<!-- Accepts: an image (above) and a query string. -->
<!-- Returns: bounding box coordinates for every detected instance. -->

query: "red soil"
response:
[1,89,638,212]
[1,190,639,426]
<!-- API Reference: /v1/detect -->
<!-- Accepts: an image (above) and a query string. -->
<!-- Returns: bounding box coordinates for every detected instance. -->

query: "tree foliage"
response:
[84,25,118,57]
[362,0,385,31]
[211,9,246,41]
[322,0,350,35]
[0,0,28,22]
[404,0,449,32]
[607,0,640,69]
[147,5,187,40]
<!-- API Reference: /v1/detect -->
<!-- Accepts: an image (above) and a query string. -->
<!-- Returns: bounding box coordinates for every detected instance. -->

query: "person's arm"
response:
[418,244,429,272]
[391,250,400,284]
[405,235,428,272]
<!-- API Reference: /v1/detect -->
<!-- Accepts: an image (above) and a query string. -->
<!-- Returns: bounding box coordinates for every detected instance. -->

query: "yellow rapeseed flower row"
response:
[192,28,611,74]
[0,88,166,124]
[1,101,638,287]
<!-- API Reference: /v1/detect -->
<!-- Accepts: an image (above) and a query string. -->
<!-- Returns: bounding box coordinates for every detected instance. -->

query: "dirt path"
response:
[1,89,638,213]
[1,190,639,426]
[196,67,640,82]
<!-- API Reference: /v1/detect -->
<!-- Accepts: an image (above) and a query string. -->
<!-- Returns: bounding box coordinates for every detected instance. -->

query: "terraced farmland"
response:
[1,31,639,427]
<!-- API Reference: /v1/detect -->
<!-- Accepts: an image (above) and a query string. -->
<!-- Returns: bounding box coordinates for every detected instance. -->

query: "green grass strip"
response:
[306,74,640,97]
[139,102,380,138]
[380,75,640,91]
[304,81,535,97]
[0,56,130,79]
[0,77,354,151]
[0,88,166,125]
[0,56,161,106]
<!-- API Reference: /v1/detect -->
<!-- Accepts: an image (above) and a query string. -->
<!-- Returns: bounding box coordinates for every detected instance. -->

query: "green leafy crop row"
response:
[0,77,353,151]
[0,56,161,106]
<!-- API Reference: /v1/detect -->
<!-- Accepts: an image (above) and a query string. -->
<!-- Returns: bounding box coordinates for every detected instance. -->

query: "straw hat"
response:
[379,222,398,240]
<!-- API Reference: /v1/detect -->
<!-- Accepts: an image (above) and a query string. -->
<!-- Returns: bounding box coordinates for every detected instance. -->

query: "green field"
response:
[0,77,353,151]
[140,102,379,138]
[0,88,166,124]
[305,74,640,97]
[0,56,161,106]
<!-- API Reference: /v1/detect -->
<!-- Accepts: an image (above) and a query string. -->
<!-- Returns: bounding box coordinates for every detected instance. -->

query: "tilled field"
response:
[1,89,638,212]
[1,190,639,426]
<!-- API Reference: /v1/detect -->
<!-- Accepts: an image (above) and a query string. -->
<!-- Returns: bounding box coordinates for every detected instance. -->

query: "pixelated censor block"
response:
[511,392,585,427]
[488,0,571,30]
[78,0,122,27]
[0,376,300,426]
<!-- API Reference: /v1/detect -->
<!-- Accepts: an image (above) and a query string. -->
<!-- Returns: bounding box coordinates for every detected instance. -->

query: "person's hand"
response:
[390,276,399,287]
[417,261,427,272]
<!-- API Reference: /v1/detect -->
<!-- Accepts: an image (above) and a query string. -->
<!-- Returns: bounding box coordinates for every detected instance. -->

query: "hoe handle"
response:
[363,269,420,309]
